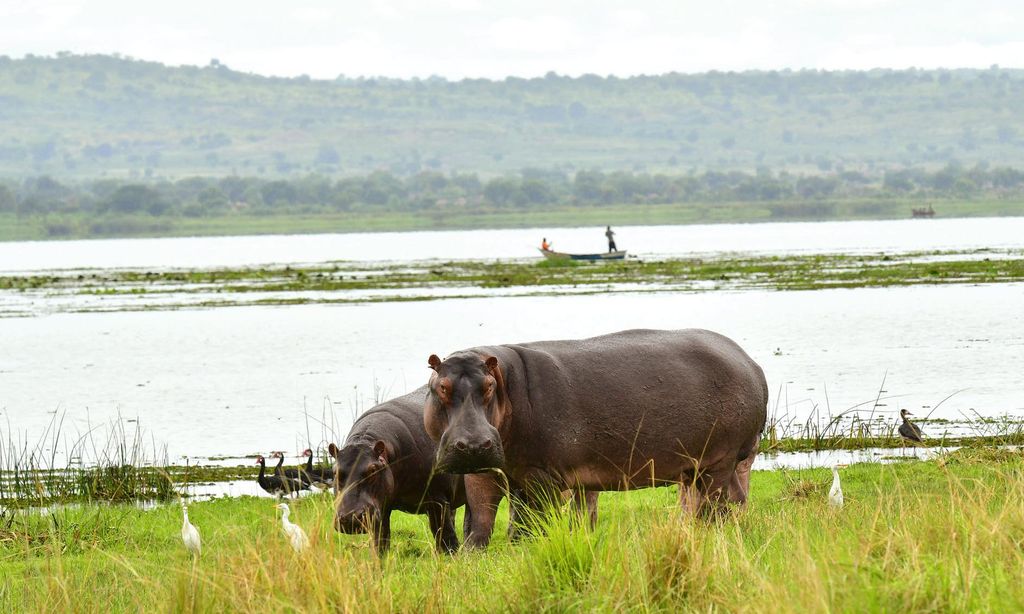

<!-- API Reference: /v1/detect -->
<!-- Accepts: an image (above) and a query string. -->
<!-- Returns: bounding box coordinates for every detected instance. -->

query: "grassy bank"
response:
[2,449,1023,612]
[4,198,1024,242]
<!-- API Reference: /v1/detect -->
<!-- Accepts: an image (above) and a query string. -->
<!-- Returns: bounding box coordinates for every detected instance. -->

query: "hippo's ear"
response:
[328,442,339,459]
[372,440,389,464]
[428,354,442,371]
[485,356,498,370]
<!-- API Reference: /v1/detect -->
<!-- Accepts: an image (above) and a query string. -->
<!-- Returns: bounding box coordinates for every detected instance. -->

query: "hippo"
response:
[330,386,601,552]
[328,386,469,554]
[424,328,767,527]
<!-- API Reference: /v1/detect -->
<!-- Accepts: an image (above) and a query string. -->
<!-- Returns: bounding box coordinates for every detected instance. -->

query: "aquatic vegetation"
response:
[2,248,1022,315]
[0,414,174,508]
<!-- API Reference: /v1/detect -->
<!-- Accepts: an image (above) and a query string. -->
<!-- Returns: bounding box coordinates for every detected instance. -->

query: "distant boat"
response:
[539,248,627,261]
[911,205,935,218]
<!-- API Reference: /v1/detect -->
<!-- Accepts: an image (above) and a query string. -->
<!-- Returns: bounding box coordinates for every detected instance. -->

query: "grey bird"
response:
[898,409,924,444]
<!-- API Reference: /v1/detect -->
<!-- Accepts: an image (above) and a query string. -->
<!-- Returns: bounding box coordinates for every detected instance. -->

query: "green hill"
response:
[2,54,1024,179]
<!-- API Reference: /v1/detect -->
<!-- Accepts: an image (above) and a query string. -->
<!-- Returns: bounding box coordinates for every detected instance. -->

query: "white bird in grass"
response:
[829,464,847,509]
[181,502,201,557]
[276,502,309,553]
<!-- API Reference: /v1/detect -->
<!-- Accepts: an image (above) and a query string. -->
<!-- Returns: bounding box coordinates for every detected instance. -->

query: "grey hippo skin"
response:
[329,386,505,555]
[424,329,768,533]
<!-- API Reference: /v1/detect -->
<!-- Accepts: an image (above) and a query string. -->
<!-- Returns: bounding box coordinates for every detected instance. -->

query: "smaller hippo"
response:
[330,386,487,554]
[331,386,600,553]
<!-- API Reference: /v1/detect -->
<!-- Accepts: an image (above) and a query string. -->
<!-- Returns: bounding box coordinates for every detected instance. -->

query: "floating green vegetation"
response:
[2,248,1022,314]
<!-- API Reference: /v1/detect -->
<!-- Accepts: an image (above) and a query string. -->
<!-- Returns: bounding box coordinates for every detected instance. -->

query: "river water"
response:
[2,216,1024,273]
[0,219,1022,463]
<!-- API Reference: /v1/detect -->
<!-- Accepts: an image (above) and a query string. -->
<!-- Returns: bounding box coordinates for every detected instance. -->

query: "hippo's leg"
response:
[463,473,504,550]
[509,481,562,539]
[695,463,738,518]
[507,486,527,542]
[462,502,474,540]
[679,469,702,515]
[372,509,393,555]
[570,489,599,530]
[728,440,759,506]
[427,501,459,554]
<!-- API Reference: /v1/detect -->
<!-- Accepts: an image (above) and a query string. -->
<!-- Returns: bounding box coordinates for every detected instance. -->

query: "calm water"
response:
[2,216,1023,273]
[1,283,1021,460]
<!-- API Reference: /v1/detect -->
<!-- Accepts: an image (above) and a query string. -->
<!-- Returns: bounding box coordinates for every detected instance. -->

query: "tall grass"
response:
[0,413,172,508]
[761,380,1024,453]
[3,453,1024,611]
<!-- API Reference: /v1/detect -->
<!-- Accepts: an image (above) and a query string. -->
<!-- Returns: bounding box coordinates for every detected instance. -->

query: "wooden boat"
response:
[911,205,935,218]
[539,248,627,261]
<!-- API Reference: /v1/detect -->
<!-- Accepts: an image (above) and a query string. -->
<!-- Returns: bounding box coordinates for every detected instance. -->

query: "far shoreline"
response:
[3,198,1024,243]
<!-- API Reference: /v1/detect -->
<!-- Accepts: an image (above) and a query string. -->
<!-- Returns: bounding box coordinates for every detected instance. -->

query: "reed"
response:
[0,413,172,508]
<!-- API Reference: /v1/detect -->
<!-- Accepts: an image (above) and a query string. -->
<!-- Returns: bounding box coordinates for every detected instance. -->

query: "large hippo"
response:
[424,329,767,522]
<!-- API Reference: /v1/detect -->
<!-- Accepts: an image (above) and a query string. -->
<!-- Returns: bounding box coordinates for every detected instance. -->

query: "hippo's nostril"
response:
[481,439,493,450]
[455,440,468,451]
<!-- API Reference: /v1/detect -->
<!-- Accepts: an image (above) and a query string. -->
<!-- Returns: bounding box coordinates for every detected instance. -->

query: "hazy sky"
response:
[3,1,1023,79]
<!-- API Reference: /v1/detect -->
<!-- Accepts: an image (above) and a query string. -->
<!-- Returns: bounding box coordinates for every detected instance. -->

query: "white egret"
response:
[828,464,847,509]
[181,502,201,557]
[277,502,310,553]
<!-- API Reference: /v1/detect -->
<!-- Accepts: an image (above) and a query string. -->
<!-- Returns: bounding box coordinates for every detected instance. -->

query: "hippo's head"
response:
[328,441,396,534]
[424,351,508,473]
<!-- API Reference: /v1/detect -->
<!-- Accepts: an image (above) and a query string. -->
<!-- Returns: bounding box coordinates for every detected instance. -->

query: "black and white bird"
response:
[256,455,305,498]
[181,502,201,557]
[272,451,315,489]
[300,448,334,488]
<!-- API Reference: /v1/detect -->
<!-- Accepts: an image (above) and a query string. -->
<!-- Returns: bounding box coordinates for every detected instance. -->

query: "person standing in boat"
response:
[605,226,617,252]
[541,237,551,251]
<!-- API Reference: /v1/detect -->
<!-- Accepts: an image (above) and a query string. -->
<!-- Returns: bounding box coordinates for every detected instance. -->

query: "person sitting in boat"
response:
[541,237,551,251]
[605,226,617,252]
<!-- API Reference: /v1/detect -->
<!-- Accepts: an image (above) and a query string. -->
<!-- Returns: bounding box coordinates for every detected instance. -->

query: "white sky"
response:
[2,1,1023,79]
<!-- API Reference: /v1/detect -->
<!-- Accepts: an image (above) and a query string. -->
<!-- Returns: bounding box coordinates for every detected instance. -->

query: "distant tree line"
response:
[3,54,1024,178]
[3,164,1024,220]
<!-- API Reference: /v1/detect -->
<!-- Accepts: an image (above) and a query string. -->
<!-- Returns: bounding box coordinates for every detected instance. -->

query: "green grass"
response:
[3,198,1024,242]
[3,450,1024,612]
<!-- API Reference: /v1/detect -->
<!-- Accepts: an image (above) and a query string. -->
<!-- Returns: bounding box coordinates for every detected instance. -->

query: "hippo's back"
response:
[346,386,430,446]
[505,329,767,483]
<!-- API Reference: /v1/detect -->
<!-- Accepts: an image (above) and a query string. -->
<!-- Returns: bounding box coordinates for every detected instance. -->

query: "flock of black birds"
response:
[255,448,334,497]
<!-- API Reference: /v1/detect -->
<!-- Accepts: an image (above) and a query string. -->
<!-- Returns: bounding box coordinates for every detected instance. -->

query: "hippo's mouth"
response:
[434,448,506,474]
[333,511,378,534]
